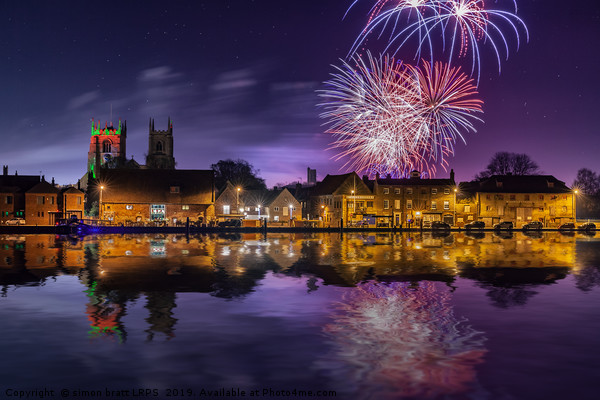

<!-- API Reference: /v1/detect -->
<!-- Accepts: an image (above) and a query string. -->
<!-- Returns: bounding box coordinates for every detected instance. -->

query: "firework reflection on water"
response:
[319,281,487,399]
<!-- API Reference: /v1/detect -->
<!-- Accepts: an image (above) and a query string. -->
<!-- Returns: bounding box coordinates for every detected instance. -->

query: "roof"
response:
[0,174,41,193]
[374,177,455,186]
[98,168,214,204]
[61,186,84,195]
[470,175,572,194]
[312,172,371,196]
[26,181,59,194]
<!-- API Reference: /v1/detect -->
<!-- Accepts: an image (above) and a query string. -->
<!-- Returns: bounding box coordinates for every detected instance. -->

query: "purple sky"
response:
[0,1,598,187]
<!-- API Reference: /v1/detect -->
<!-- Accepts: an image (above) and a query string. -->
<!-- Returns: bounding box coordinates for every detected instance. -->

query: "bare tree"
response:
[573,168,600,195]
[475,152,540,180]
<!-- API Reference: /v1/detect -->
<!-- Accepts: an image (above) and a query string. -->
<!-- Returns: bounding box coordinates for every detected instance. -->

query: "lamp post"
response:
[289,204,293,220]
[258,204,261,219]
[453,187,458,227]
[573,189,578,223]
[99,185,104,221]
[236,187,241,215]
[351,190,355,226]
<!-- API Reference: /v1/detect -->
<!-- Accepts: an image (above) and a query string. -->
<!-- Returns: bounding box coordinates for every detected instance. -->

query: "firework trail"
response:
[348,0,528,81]
[319,52,483,177]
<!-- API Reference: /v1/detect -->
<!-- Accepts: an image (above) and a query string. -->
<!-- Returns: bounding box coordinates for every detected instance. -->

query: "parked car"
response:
[493,221,513,230]
[578,222,596,231]
[465,221,485,230]
[218,219,242,228]
[431,221,451,230]
[558,223,576,230]
[522,221,543,230]
[5,218,25,225]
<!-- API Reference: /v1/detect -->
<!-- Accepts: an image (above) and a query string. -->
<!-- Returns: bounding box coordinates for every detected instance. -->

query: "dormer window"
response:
[496,181,503,188]
[548,181,554,188]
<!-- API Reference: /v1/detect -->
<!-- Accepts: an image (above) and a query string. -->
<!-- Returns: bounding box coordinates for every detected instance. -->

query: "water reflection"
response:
[321,282,486,399]
[2,232,600,398]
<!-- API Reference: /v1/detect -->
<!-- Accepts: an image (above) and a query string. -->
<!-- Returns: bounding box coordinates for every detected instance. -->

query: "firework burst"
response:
[319,53,483,177]
[348,0,528,81]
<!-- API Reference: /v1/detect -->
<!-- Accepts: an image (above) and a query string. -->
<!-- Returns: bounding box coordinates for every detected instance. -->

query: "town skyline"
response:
[0,1,598,187]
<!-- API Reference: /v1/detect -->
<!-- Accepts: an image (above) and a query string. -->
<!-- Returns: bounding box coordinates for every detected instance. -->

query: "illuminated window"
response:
[394,188,400,194]
[444,189,450,195]
[562,206,567,212]
[170,186,180,193]
[367,201,373,208]
[223,205,230,214]
[384,200,389,209]
[406,200,412,209]
[464,205,471,212]
[444,201,450,210]
[432,188,437,195]
[407,188,413,195]
[182,205,190,210]
[126,205,133,210]
[383,188,389,194]
[394,200,401,209]
[431,201,437,210]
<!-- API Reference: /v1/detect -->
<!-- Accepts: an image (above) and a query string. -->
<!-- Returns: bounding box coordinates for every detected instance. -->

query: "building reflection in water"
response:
[1,232,599,335]
[320,281,487,399]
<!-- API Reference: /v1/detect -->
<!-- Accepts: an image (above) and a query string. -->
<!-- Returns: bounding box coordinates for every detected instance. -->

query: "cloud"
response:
[138,66,182,82]
[67,91,100,110]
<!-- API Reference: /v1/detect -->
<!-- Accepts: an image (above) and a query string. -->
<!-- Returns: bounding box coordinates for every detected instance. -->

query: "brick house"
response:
[60,186,85,220]
[25,180,60,225]
[96,169,215,225]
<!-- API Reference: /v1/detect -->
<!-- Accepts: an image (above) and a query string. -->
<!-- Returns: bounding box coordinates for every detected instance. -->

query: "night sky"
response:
[1,0,598,187]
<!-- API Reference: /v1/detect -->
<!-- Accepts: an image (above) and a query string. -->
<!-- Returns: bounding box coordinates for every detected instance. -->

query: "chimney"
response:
[42,175,45,182]
[450,169,455,183]
[51,177,55,186]
[77,180,81,190]
[2,165,7,176]
[375,172,380,180]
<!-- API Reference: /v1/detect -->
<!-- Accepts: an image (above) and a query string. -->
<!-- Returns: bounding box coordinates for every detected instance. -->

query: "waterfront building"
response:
[0,165,41,224]
[25,179,60,225]
[455,175,575,228]
[97,168,214,225]
[367,170,456,228]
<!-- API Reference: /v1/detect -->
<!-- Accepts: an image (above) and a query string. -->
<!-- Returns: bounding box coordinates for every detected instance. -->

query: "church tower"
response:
[87,119,127,179]
[146,117,175,169]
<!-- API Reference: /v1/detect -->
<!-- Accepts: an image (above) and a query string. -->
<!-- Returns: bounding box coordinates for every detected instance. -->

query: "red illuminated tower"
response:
[146,117,175,169]
[87,120,127,179]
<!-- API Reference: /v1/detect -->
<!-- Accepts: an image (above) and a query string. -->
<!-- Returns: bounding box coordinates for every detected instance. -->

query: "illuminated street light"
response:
[99,185,105,221]
[236,187,241,215]
[454,187,458,227]
[573,189,578,223]
[289,204,293,220]
[258,204,261,219]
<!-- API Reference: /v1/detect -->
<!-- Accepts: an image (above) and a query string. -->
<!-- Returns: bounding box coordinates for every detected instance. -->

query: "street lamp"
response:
[289,204,293,220]
[236,187,241,215]
[573,189,578,223]
[351,190,355,223]
[453,187,458,227]
[258,204,261,219]
[99,185,105,220]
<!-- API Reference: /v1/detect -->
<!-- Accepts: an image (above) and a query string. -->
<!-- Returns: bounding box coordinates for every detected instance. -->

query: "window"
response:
[394,188,400,194]
[77,196,82,205]
[562,206,567,212]
[524,195,530,201]
[50,197,55,205]
[496,195,504,200]
[486,194,491,200]
[274,207,279,211]
[432,188,437,195]
[431,201,437,210]
[182,205,190,210]
[246,207,250,211]
[548,182,554,188]
[551,195,558,200]
[383,188,389,194]
[384,200,389,209]
[170,186,180,193]
[539,207,544,211]
[444,201,450,210]
[496,181,503,188]
[367,201,373,208]
[5,195,12,204]
[407,188,413,195]
[464,205,471,213]
[102,140,111,153]
[539,195,544,200]
[406,200,412,209]
[486,206,491,211]
[394,200,401,209]
[37,196,45,205]
[510,195,516,200]
[444,189,450,195]
[126,205,133,210]
[223,205,230,214]
[421,189,427,194]
[156,141,163,152]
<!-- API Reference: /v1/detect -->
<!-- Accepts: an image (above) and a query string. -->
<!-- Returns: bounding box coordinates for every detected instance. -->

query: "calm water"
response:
[1,232,600,400]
